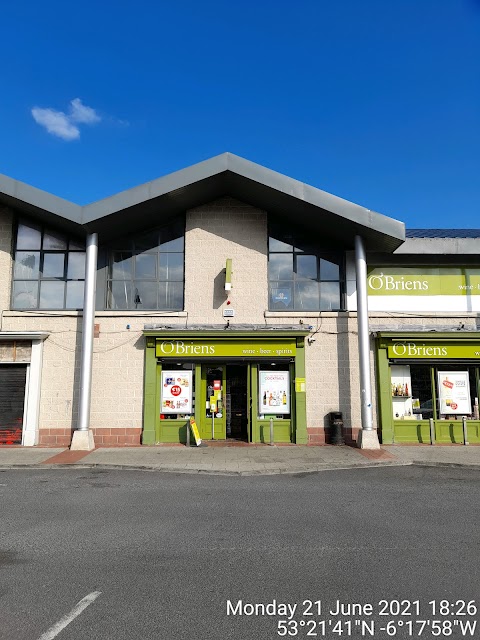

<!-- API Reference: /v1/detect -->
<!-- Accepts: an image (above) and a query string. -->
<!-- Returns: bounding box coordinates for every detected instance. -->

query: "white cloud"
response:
[31,107,80,141]
[69,98,101,124]
[31,98,101,141]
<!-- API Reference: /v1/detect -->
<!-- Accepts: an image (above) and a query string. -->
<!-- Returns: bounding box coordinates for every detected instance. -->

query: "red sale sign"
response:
[171,385,182,396]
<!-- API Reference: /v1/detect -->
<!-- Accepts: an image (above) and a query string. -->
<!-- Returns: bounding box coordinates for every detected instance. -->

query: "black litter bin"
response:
[328,411,345,445]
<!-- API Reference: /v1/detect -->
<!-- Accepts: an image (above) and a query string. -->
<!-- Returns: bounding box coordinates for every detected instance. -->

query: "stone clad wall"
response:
[184,197,268,324]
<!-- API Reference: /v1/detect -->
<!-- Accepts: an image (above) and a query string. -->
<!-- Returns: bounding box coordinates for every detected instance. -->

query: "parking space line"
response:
[36,591,101,640]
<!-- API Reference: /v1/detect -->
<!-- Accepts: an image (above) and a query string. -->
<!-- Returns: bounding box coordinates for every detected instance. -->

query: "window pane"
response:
[109,281,132,309]
[158,281,183,309]
[295,281,320,310]
[69,238,86,251]
[134,230,159,252]
[320,258,340,281]
[16,223,41,249]
[43,253,65,278]
[159,253,184,280]
[14,251,40,279]
[12,281,38,309]
[160,227,184,251]
[269,254,293,280]
[320,281,341,310]
[112,252,132,279]
[67,253,86,279]
[133,281,158,309]
[296,255,317,279]
[43,230,67,250]
[269,283,293,309]
[39,281,65,308]
[269,237,293,252]
[408,365,433,420]
[66,281,84,309]
[135,254,157,279]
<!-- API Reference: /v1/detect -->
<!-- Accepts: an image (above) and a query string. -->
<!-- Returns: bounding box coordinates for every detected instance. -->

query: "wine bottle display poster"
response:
[259,371,290,415]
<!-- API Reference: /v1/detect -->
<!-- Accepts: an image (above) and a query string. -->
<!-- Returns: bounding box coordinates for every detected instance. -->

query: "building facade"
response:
[1,154,479,447]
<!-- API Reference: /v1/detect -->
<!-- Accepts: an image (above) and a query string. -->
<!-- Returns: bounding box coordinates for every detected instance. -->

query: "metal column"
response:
[355,235,374,433]
[77,233,98,432]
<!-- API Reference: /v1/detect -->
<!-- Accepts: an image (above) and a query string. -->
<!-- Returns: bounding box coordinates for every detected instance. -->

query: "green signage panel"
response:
[156,338,297,358]
[388,341,480,359]
[368,268,480,297]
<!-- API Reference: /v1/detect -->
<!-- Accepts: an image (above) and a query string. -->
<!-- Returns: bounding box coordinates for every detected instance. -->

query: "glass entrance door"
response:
[201,365,226,440]
[199,364,251,441]
[226,364,249,441]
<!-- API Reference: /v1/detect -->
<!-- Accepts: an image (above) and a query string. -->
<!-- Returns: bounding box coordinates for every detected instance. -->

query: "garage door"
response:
[0,365,27,444]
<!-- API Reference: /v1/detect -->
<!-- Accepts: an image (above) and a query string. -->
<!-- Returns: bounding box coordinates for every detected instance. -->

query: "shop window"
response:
[12,220,85,310]
[391,363,480,421]
[106,220,184,310]
[268,223,343,311]
[391,364,433,420]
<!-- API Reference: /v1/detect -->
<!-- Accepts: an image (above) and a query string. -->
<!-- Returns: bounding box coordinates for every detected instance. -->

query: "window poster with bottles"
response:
[437,371,471,415]
[390,364,413,419]
[161,370,193,414]
[259,371,290,415]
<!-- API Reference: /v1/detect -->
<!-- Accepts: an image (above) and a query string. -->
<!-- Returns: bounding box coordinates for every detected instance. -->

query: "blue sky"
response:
[1,0,479,228]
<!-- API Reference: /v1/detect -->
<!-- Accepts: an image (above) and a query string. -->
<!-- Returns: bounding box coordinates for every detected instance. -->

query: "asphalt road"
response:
[0,466,479,640]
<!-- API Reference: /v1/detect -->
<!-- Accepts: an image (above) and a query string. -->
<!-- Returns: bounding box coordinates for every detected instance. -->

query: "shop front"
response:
[376,332,480,444]
[142,328,308,444]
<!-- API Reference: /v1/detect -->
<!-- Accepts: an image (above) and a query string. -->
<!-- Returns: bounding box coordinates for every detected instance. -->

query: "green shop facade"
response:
[142,328,309,445]
[376,332,480,444]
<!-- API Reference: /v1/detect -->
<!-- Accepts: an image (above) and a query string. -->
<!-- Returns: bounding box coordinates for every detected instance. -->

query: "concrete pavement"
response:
[0,443,478,475]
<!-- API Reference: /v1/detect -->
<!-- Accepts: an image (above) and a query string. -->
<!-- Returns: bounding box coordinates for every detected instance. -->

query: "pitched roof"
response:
[0,152,405,251]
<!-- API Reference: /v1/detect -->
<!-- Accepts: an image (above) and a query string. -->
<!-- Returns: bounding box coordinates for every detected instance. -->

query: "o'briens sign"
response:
[388,342,480,359]
[368,268,480,296]
[155,339,297,358]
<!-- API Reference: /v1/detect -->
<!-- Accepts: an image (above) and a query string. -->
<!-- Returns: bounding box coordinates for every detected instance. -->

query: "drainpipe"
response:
[355,235,380,449]
[71,232,98,450]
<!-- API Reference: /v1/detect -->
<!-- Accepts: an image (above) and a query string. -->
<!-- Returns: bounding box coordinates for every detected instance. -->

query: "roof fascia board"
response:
[0,153,405,248]
[225,153,405,243]
[0,173,81,224]
[394,237,480,254]
[83,154,229,223]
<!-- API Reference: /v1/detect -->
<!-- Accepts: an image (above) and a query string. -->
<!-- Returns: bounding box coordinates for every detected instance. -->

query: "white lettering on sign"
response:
[391,342,448,357]
[159,340,215,355]
[368,273,429,292]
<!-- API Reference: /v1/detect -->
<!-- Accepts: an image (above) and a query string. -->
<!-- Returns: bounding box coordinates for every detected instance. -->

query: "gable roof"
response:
[0,152,405,251]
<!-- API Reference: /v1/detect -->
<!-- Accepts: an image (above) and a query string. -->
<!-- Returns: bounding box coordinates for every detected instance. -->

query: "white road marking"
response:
[36,591,102,640]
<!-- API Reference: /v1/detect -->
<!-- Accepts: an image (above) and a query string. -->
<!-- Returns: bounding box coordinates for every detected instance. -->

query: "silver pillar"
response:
[355,235,373,431]
[77,233,98,431]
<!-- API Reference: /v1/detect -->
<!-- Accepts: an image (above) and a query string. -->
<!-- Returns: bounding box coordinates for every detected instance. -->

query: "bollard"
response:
[462,416,469,445]
[429,418,435,445]
[269,418,274,446]
[186,420,190,447]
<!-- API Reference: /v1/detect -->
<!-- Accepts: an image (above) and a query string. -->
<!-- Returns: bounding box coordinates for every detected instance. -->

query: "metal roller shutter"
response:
[0,365,27,445]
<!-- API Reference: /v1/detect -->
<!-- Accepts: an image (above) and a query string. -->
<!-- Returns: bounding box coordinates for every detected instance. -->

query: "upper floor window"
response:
[106,220,184,310]
[268,223,344,311]
[12,220,85,310]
